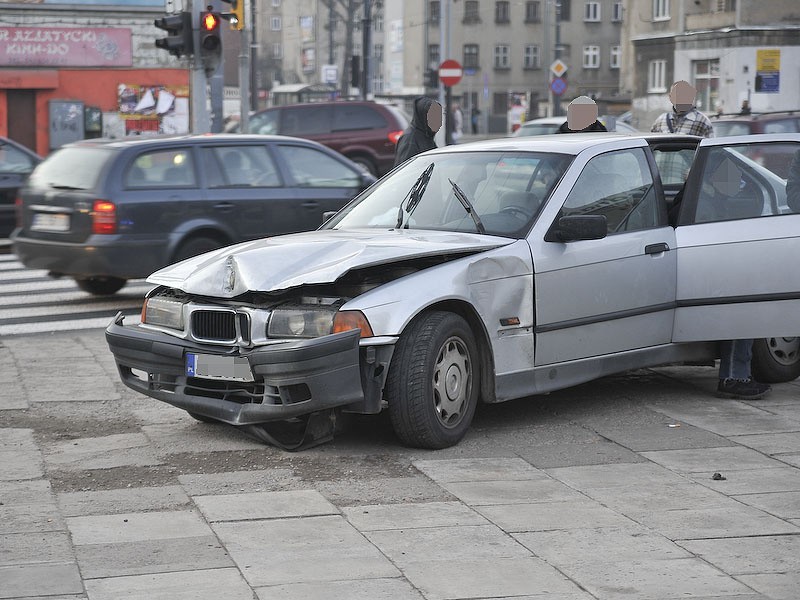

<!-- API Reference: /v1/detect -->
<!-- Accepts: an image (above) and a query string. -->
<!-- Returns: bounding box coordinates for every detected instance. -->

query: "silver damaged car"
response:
[106,133,800,449]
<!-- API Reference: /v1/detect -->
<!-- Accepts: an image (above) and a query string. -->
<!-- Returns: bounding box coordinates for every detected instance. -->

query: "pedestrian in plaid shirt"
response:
[651,81,714,184]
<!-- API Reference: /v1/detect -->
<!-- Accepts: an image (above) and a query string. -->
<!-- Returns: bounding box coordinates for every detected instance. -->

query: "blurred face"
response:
[567,102,597,130]
[669,81,697,113]
[427,103,442,132]
[710,158,743,196]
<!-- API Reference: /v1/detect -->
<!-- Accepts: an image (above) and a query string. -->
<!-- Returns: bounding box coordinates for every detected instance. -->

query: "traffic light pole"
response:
[191,0,210,133]
[239,24,250,132]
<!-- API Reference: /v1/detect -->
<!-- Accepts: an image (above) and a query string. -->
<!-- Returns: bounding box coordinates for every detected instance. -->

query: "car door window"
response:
[277,145,361,188]
[686,143,799,224]
[280,106,332,136]
[0,143,35,173]
[126,149,196,188]
[652,147,696,186]
[203,146,281,187]
[763,119,799,134]
[249,110,278,135]
[332,105,387,131]
[562,148,659,234]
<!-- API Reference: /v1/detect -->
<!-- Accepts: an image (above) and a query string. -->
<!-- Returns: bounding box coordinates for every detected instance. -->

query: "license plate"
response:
[31,212,70,232]
[186,353,253,382]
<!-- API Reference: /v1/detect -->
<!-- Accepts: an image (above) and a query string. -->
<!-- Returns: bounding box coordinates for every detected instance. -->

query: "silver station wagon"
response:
[106,133,800,450]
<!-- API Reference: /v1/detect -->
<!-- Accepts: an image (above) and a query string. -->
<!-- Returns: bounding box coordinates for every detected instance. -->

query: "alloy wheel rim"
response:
[432,336,471,428]
[766,337,800,366]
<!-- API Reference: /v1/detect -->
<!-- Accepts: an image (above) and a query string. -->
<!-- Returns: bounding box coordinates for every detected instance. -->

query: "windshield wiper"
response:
[395,163,434,229]
[448,178,486,234]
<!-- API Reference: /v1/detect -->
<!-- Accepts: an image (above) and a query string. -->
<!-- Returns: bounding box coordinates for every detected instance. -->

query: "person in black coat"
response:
[394,97,442,167]
[556,95,608,133]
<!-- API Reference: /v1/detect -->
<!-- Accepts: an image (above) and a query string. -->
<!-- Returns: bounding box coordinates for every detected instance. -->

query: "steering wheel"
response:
[499,205,533,220]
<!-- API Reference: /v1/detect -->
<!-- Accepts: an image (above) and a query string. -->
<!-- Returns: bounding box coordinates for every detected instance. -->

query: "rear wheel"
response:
[386,311,479,449]
[173,236,223,263]
[348,155,377,177]
[751,337,800,383]
[74,276,127,296]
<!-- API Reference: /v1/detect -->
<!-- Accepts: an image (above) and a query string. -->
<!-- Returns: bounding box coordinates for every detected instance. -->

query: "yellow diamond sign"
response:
[550,59,568,78]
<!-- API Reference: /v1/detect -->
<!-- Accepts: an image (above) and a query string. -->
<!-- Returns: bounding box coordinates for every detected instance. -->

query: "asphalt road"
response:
[2,326,799,599]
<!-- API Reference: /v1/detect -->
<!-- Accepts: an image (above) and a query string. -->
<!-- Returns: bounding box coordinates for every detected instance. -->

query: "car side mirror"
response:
[322,210,338,225]
[361,172,377,189]
[545,214,607,242]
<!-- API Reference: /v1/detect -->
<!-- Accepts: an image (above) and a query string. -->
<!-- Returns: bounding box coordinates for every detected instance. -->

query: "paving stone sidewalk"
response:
[1,330,799,599]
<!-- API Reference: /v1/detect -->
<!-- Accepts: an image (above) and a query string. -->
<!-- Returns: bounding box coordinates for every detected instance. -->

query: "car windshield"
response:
[28,147,112,190]
[325,151,572,238]
[714,122,752,137]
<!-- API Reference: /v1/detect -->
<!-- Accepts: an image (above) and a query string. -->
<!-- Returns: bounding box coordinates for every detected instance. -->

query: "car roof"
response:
[425,132,701,156]
[519,117,567,125]
[59,133,325,151]
[711,110,800,122]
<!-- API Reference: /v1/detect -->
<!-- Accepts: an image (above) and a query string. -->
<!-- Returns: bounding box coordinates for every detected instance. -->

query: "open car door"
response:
[673,133,800,342]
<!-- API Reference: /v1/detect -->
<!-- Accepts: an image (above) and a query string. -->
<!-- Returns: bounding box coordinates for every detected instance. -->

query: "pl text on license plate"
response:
[186,352,253,382]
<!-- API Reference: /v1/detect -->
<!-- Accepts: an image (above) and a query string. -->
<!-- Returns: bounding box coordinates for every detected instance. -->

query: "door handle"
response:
[301,201,319,209]
[213,202,235,211]
[645,242,669,255]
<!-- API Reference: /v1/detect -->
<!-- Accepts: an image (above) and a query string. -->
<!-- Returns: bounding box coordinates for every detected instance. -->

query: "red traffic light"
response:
[201,11,220,31]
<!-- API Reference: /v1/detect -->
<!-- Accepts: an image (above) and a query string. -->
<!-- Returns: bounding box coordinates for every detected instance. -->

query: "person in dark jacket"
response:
[556,95,608,133]
[394,97,442,167]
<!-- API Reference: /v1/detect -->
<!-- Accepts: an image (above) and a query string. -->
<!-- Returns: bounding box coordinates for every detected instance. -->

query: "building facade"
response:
[621,0,800,130]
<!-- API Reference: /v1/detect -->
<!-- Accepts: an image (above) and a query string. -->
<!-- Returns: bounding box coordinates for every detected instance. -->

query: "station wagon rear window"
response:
[29,147,111,191]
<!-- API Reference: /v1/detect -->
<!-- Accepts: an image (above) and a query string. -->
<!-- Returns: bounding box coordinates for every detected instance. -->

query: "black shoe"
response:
[717,378,771,400]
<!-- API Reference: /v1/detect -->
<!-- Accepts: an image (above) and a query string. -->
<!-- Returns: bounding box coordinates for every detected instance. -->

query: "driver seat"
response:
[497,190,540,215]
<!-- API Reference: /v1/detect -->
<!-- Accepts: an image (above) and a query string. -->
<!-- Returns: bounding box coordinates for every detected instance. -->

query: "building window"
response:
[558,0,571,21]
[374,14,384,32]
[525,1,541,22]
[464,0,480,24]
[523,45,540,69]
[648,59,667,92]
[693,58,720,112]
[374,43,383,65]
[428,44,440,67]
[610,45,620,69]
[272,43,282,58]
[612,2,623,21]
[494,44,510,69]
[270,16,282,31]
[463,44,480,68]
[584,2,600,21]
[430,0,440,23]
[373,73,384,94]
[582,45,600,68]
[714,0,736,11]
[653,0,669,20]
[271,0,280,6]
[496,1,510,23]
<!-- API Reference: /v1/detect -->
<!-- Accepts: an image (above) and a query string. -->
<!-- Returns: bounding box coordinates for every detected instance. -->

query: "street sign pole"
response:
[438,59,463,145]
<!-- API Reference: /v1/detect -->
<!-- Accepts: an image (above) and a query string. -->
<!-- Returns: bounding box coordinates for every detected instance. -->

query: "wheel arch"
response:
[167,225,233,263]
[401,299,497,405]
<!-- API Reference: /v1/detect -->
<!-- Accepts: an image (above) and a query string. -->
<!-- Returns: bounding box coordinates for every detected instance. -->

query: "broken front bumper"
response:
[105,313,392,425]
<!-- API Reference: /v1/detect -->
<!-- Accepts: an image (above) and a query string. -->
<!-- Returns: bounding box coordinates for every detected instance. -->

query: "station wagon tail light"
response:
[91,200,117,234]
[141,296,185,330]
[388,130,403,145]
[333,310,373,338]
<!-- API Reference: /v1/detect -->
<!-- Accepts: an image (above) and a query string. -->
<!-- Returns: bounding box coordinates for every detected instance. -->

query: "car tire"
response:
[751,337,800,383]
[173,236,223,263]
[386,311,479,449]
[73,276,127,295]
[348,155,377,177]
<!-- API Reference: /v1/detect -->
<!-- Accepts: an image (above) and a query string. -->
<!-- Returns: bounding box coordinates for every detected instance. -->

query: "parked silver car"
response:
[106,133,800,450]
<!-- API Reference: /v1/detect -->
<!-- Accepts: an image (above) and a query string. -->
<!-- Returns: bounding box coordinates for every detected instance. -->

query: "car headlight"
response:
[141,297,185,330]
[267,308,373,339]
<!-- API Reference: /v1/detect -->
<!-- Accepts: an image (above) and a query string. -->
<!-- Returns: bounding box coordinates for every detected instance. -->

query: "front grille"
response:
[186,377,266,404]
[191,310,237,342]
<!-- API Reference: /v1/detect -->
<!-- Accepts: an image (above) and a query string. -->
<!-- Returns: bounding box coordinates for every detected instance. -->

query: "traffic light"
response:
[351,55,360,88]
[220,0,244,31]
[154,11,193,58]
[424,69,439,88]
[199,10,222,77]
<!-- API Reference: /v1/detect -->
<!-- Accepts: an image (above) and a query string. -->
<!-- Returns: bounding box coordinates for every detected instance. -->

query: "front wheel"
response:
[386,311,479,449]
[751,337,800,383]
[74,276,127,295]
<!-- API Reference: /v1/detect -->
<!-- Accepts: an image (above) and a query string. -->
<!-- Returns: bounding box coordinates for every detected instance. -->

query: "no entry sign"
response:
[438,59,463,87]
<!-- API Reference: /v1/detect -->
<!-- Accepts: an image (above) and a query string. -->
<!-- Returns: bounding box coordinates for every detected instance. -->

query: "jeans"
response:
[718,339,754,380]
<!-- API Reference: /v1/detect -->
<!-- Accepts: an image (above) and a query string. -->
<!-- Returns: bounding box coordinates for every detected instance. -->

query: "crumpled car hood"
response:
[147,228,513,297]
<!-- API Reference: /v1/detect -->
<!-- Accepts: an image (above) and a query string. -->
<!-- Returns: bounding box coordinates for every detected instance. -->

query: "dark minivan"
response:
[247,101,409,177]
[12,134,374,295]
[0,136,41,239]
